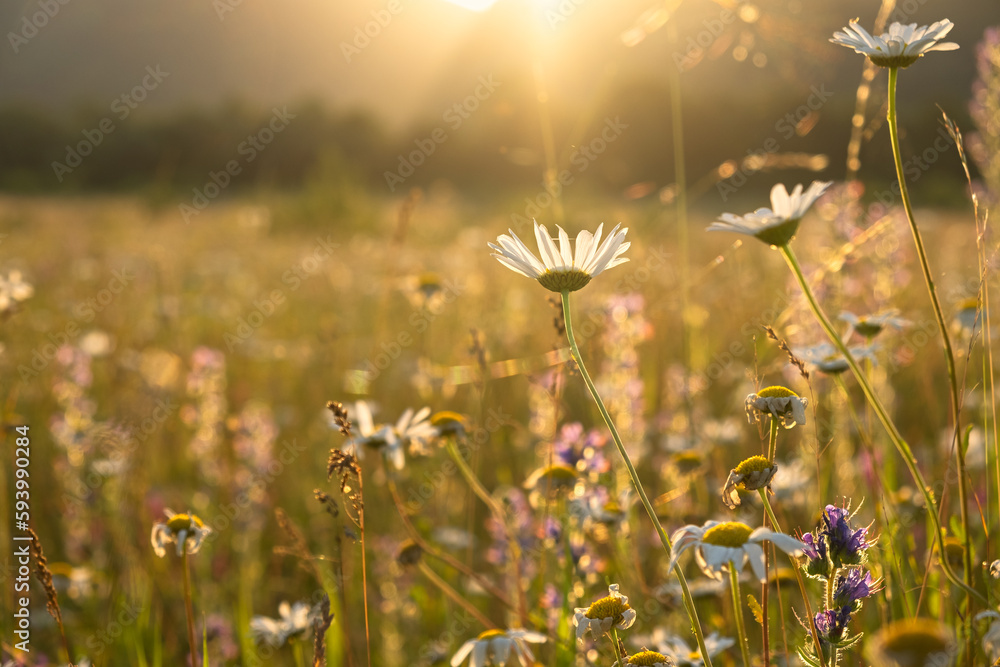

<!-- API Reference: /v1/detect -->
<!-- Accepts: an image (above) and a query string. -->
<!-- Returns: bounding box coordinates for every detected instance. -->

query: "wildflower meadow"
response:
[3,2,1000,667]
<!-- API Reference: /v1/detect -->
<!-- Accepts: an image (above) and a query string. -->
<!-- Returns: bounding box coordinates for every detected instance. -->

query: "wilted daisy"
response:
[150,509,211,557]
[796,343,875,375]
[250,601,314,647]
[638,629,735,667]
[668,520,806,583]
[450,628,547,667]
[721,456,777,509]
[745,386,808,429]
[840,310,909,339]
[831,19,958,69]
[708,181,832,246]
[489,221,630,292]
[573,583,637,642]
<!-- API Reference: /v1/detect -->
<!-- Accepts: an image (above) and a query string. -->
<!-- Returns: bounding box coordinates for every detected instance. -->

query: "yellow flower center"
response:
[166,513,203,533]
[673,451,703,474]
[431,411,466,427]
[959,297,979,312]
[537,269,592,293]
[757,385,797,398]
[702,522,754,547]
[476,629,507,640]
[539,464,577,481]
[735,455,773,475]
[688,651,702,661]
[585,594,631,621]
[628,650,668,665]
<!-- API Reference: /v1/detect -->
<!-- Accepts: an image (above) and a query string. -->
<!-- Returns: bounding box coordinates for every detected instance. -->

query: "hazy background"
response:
[1,0,998,210]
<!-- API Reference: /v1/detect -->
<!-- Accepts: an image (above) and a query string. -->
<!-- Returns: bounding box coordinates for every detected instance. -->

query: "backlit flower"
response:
[573,583,636,642]
[250,601,314,647]
[637,629,735,666]
[831,19,958,68]
[745,385,808,429]
[721,456,777,509]
[615,650,671,666]
[796,343,875,375]
[668,520,806,583]
[150,509,211,557]
[489,221,630,292]
[708,182,832,246]
[450,628,547,667]
[840,310,909,338]
[0,270,34,314]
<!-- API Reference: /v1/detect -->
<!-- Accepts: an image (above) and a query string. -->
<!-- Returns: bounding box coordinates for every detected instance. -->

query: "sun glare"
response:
[440,0,500,11]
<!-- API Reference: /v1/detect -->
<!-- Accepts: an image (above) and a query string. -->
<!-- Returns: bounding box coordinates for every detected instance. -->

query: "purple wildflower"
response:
[814,606,852,646]
[832,569,876,608]
[822,505,871,566]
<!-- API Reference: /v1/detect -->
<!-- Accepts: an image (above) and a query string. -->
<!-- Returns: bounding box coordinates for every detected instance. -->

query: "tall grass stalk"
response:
[560,290,715,667]
[885,68,974,626]
[779,243,981,604]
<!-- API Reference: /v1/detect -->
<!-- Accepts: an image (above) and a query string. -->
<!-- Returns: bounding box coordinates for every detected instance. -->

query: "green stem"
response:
[778,244,982,602]
[561,290,714,667]
[767,417,779,462]
[761,418,779,667]
[182,550,198,667]
[293,640,307,667]
[887,66,974,638]
[611,628,624,666]
[729,563,752,667]
[444,438,529,623]
[759,491,826,663]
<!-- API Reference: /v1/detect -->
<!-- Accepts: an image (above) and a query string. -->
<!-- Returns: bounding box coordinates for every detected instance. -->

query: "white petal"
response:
[557,226,573,268]
[471,640,487,667]
[534,223,561,270]
[743,541,767,582]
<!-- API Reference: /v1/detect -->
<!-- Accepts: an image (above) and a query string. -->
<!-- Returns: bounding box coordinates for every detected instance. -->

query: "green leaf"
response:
[747,593,764,626]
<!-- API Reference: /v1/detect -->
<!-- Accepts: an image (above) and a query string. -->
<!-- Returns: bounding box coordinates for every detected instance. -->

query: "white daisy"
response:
[796,342,875,375]
[489,221,630,292]
[668,520,806,583]
[573,583,637,643]
[840,309,909,338]
[450,628,547,667]
[708,181,832,246]
[150,509,211,558]
[341,401,404,470]
[393,406,438,456]
[831,19,959,68]
[250,601,314,647]
[745,385,808,429]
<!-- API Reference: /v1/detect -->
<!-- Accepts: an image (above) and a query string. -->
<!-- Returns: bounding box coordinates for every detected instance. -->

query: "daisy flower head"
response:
[865,618,954,667]
[796,343,875,375]
[840,309,909,339]
[614,649,671,666]
[708,181,832,247]
[340,401,404,469]
[450,628,547,667]
[573,584,637,643]
[668,520,806,583]
[250,601,314,647]
[721,456,777,509]
[489,221,630,292]
[640,628,735,666]
[745,385,808,429]
[150,509,211,558]
[831,19,958,69]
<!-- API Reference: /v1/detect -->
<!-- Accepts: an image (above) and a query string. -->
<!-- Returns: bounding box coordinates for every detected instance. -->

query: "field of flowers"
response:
[2,12,1000,667]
